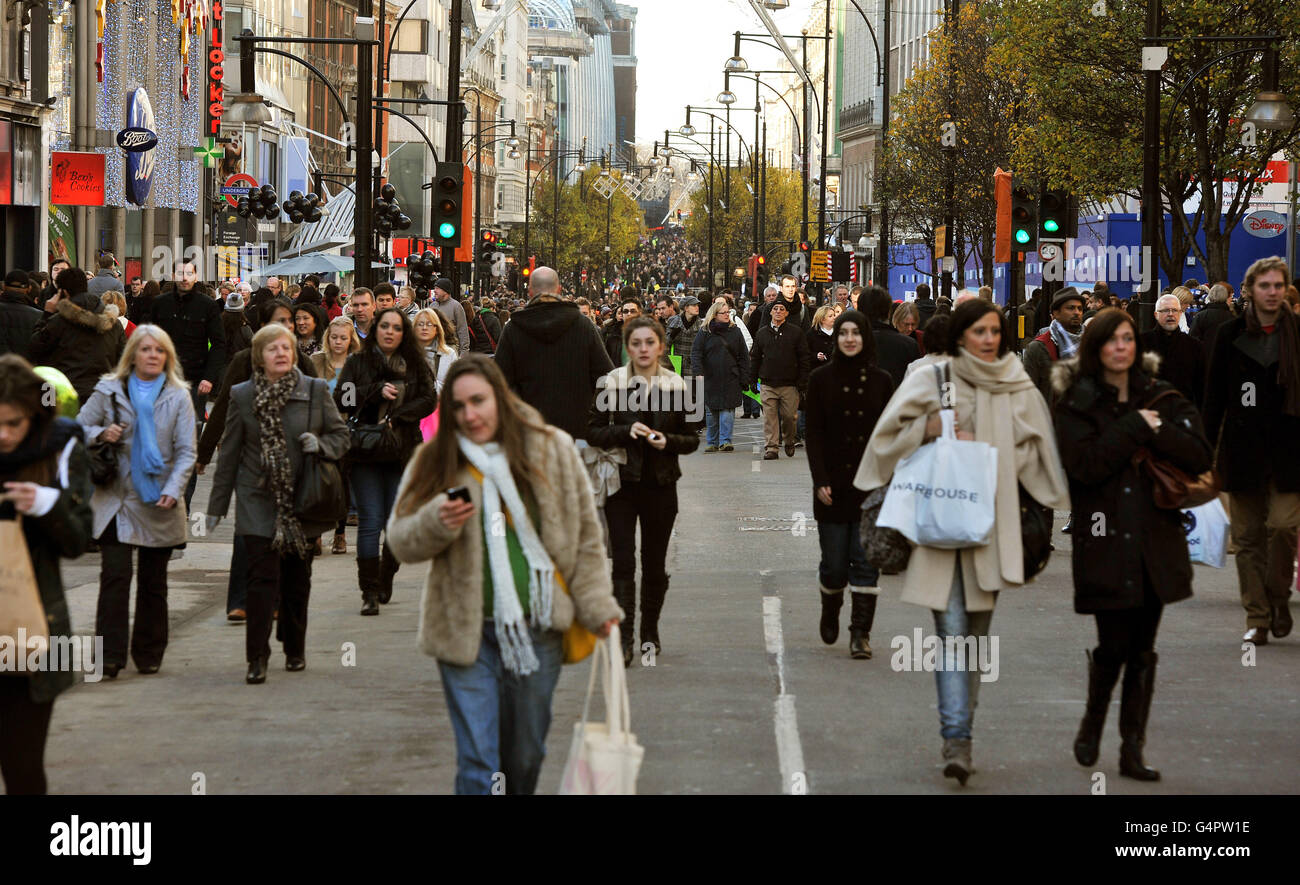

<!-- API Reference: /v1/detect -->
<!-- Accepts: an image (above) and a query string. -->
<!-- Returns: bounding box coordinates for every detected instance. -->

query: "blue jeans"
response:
[705,407,735,447]
[797,408,806,441]
[816,521,879,589]
[438,621,564,795]
[350,461,404,560]
[932,560,994,740]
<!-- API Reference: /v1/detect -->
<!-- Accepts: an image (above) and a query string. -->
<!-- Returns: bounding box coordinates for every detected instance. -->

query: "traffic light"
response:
[432,161,463,247]
[237,184,278,220]
[1010,183,1037,252]
[1038,189,1077,240]
[478,231,496,275]
[374,183,412,238]
[521,256,535,280]
[280,190,324,226]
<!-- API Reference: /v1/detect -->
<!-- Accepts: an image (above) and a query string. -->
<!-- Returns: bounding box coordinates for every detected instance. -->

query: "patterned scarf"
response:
[252,367,308,557]
[1048,318,1083,360]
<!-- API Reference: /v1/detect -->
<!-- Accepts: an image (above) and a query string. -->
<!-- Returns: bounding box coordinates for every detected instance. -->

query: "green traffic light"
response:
[439,222,457,239]
[1043,219,1060,233]
[1014,229,1031,244]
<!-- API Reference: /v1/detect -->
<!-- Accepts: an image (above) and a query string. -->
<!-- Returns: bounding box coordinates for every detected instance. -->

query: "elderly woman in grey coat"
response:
[78,325,196,678]
[208,323,349,684]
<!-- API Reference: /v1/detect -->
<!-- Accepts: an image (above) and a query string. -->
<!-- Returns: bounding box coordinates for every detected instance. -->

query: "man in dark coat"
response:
[494,266,614,442]
[914,282,937,330]
[1140,293,1206,406]
[1189,283,1235,347]
[861,285,919,389]
[1203,257,1300,645]
[28,267,127,403]
[749,299,810,459]
[601,297,640,367]
[1023,288,1085,406]
[0,270,42,359]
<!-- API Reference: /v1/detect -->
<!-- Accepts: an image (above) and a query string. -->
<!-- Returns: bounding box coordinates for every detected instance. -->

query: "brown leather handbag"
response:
[1132,389,1219,510]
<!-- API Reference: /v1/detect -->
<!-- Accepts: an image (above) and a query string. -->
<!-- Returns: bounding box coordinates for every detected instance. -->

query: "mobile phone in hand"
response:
[446,486,471,504]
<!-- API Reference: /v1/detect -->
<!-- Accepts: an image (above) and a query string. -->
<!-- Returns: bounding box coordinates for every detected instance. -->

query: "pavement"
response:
[41,415,1300,794]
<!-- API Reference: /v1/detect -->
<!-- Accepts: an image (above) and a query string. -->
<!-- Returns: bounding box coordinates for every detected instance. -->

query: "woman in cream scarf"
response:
[855,299,1069,785]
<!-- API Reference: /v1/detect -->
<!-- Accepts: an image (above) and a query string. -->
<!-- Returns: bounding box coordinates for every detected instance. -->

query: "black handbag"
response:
[1020,485,1053,580]
[296,381,348,525]
[88,384,122,486]
[347,414,401,461]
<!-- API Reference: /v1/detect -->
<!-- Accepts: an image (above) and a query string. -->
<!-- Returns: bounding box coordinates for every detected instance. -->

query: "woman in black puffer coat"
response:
[804,310,893,660]
[1053,308,1212,783]
[334,308,436,616]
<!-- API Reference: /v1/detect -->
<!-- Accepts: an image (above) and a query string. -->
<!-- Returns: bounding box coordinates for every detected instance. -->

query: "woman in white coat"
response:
[855,299,1069,785]
[78,325,196,678]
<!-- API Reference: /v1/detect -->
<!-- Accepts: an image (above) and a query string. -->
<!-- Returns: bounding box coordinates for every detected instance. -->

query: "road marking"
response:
[763,595,806,794]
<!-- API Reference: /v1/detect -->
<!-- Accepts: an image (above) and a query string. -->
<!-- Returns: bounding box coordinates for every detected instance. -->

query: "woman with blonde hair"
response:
[208,323,349,682]
[808,305,838,366]
[100,290,136,339]
[386,354,621,794]
[412,307,455,394]
[77,325,196,677]
[311,316,362,554]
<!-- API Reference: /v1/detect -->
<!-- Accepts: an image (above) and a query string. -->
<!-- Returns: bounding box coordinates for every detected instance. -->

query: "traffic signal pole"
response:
[445,0,464,294]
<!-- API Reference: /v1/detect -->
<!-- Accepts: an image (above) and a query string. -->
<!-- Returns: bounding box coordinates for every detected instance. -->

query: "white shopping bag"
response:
[877,410,998,549]
[1184,498,1229,568]
[558,625,644,795]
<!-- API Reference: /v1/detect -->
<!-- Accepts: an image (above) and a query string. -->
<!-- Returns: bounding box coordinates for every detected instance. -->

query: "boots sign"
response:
[122,87,156,206]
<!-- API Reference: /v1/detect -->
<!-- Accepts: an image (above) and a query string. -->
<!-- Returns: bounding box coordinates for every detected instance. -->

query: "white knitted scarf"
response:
[457,435,555,675]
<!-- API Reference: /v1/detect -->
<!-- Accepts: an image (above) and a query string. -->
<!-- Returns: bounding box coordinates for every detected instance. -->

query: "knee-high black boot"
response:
[379,543,400,605]
[640,574,669,656]
[358,557,381,616]
[1119,651,1160,781]
[1074,648,1122,766]
[819,585,845,645]
[612,579,636,667]
[848,589,878,660]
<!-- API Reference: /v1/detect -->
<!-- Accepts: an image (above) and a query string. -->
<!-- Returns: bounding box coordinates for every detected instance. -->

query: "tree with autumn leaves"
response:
[883,0,1299,289]
[681,164,807,279]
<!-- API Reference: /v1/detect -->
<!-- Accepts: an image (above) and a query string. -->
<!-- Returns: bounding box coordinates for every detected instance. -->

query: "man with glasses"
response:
[603,298,641,366]
[1140,293,1206,406]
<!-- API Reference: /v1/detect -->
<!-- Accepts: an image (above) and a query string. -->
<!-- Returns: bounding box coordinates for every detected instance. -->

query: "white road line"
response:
[763,595,807,795]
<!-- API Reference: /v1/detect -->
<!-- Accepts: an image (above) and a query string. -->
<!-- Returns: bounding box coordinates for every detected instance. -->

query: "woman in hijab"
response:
[805,310,894,659]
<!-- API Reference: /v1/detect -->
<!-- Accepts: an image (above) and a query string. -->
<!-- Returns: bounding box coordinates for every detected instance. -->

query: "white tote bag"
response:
[1185,498,1229,568]
[878,410,998,549]
[558,625,644,795]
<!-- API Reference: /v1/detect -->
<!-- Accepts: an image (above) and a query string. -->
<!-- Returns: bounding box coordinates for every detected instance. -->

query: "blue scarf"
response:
[128,374,166,504]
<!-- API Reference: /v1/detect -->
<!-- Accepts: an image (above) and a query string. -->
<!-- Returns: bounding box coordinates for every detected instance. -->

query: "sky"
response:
[627,0,819,151]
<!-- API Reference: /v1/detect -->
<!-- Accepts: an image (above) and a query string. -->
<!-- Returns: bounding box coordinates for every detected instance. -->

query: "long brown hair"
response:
[395,354,551,516]
[1076,307,1140,380]
[0,354,57,484]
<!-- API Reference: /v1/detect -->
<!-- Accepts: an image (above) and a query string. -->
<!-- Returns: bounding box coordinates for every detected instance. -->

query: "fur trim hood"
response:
[1051,350,1162,396]
[57,297,117,333]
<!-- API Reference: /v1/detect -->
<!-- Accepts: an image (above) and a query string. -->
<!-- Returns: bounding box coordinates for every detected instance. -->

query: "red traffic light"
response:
[757,255,766,265]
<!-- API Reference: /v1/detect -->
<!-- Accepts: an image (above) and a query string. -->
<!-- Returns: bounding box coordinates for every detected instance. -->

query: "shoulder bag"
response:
[88,383,122,486]
[296,380,348,525]
[347,367,403,461]
[1131,389,1219,510]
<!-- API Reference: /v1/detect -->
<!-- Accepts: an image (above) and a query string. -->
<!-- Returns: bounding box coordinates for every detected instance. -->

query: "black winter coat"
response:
[871,320,921,389]
[1202,316,1300,493]
[691,324,749,410]
[915,297,937,330]
[0,419,94,703]
[0,289,42,359]
[149,287,227,387]
[1139,328,1206,407]
[494,301,614,442]
[1054,357,1213,613]
[587,368,701,486]
[749,320,811,391]
[805,359,893,522]
[334,348,437,463]
[467,307,500,354]
[807,325,835,368]
[28,298,127,403]
[601,319,625,367]
[1189,300,1234,347]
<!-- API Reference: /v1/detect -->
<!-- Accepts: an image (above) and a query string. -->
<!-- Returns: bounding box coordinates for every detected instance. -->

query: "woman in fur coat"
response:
[387,354,622,795]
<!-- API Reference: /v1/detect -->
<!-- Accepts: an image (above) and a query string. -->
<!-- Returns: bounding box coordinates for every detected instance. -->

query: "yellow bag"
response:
[466,467,597,664]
